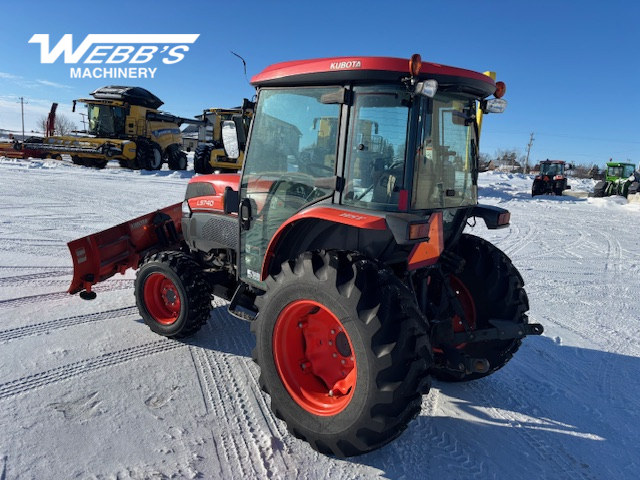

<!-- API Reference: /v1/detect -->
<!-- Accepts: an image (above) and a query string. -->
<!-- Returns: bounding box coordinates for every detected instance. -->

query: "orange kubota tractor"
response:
[67,54,543,457]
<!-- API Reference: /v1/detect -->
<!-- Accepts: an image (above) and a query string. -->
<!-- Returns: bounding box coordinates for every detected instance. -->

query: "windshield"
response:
[343,86,410,211]
[540,162,563,176]
[87,104,126,136]
[608,164,636,178]
[411,93,478,210]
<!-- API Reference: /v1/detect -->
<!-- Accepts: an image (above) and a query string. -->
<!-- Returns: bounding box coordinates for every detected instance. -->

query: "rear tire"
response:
[135,251,212,338]
[193,144,214,174]
[252,250,432,457]
[431,234,529,382]
[531,179,543,197]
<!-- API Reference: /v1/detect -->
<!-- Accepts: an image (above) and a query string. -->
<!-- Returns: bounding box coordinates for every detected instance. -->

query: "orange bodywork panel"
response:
[67,202,183,295]
[407,212,444,270]
[261,205,388,280]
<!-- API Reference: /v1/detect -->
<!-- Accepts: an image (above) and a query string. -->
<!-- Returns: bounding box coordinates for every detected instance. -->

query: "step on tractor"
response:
[193,103,253,174]
[67,54,543,458]
[20,86,204,170]
[591,161,640,200]
[531,159,572,196]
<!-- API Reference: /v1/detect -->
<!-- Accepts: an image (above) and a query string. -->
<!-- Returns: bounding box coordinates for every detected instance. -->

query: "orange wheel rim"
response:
[273,300,355,416]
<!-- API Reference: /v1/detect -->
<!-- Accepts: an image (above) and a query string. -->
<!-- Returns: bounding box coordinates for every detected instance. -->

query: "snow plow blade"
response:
[67,203,183,298]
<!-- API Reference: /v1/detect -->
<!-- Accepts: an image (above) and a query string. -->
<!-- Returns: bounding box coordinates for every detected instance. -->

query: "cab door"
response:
[238,87,343,286]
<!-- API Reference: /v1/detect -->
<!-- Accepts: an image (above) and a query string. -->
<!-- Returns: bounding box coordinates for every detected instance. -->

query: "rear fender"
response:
[261,206,387,279]
[67,203,183,296]
[470,204,511,229]
[260,206,445,278]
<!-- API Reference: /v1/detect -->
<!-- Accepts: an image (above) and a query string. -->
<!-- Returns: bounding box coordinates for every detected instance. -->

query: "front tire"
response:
[135,251,212,338]
[431,234,529,382]
[252,250,432,457]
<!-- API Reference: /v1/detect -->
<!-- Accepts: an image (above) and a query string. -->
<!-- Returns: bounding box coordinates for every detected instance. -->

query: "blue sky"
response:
[1,0,638,167]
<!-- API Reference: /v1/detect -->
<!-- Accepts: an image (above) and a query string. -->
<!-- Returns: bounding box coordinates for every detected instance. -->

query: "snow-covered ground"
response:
[1,157,639,480]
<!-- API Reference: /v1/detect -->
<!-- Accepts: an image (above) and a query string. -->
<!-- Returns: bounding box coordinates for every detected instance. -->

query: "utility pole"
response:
[18,97,27,140]
[525,132,534,173]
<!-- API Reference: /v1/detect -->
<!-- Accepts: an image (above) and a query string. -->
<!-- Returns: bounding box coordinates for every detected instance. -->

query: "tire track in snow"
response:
[601,230,622,277]
[498,221,538,258]
[0,306,138,343]
[0,279,133,308]
[0,339,184,400]
[0,269,72,287]
[189,307,294,479]
[384,393,490,480]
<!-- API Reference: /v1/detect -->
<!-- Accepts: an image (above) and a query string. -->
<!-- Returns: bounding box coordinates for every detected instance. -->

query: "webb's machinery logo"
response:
[28,34,200,79]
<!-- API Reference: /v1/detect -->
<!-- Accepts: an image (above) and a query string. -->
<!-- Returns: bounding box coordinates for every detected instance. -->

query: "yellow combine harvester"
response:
[22,86,205,170]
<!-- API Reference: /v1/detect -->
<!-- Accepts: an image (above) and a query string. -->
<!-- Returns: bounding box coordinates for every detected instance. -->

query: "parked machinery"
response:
[532,160,572,196]
[193,101,253,174]
[20,86,205,170]
[591,161,640,199]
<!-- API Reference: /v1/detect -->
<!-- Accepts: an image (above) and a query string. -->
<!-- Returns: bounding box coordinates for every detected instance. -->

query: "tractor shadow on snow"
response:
[355,334,640,478]
[158,305,639,478]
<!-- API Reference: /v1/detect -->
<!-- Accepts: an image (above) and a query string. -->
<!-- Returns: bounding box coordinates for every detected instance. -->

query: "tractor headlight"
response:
[415,80,438,98]
[181,200,191,217]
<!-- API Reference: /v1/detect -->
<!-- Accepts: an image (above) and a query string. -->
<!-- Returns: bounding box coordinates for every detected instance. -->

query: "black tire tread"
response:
[193,144,214,174]
[252,250,432,457]
[135,251,211,338]
[432,234,529,382]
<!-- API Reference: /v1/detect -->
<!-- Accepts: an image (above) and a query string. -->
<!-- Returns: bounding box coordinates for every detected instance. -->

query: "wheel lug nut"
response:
[332,353,337,358]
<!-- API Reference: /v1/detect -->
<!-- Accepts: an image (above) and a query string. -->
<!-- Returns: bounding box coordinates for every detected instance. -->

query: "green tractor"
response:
[591,161,640,198]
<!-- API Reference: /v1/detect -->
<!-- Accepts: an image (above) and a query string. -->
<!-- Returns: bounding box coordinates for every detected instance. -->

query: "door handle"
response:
[240,198,252,230]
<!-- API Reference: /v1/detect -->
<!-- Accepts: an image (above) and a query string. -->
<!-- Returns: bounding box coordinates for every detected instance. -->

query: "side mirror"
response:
[451,110,467,126]
[222,120,240,159]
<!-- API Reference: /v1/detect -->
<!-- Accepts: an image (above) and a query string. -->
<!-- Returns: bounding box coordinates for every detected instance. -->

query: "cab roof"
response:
[251,56,497,98]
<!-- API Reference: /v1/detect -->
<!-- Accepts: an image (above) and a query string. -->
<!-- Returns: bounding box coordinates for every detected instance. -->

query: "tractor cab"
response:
[539,161,566,177]
[86,102,128,137]
[606,162,636,182]
[224,55,508,285]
